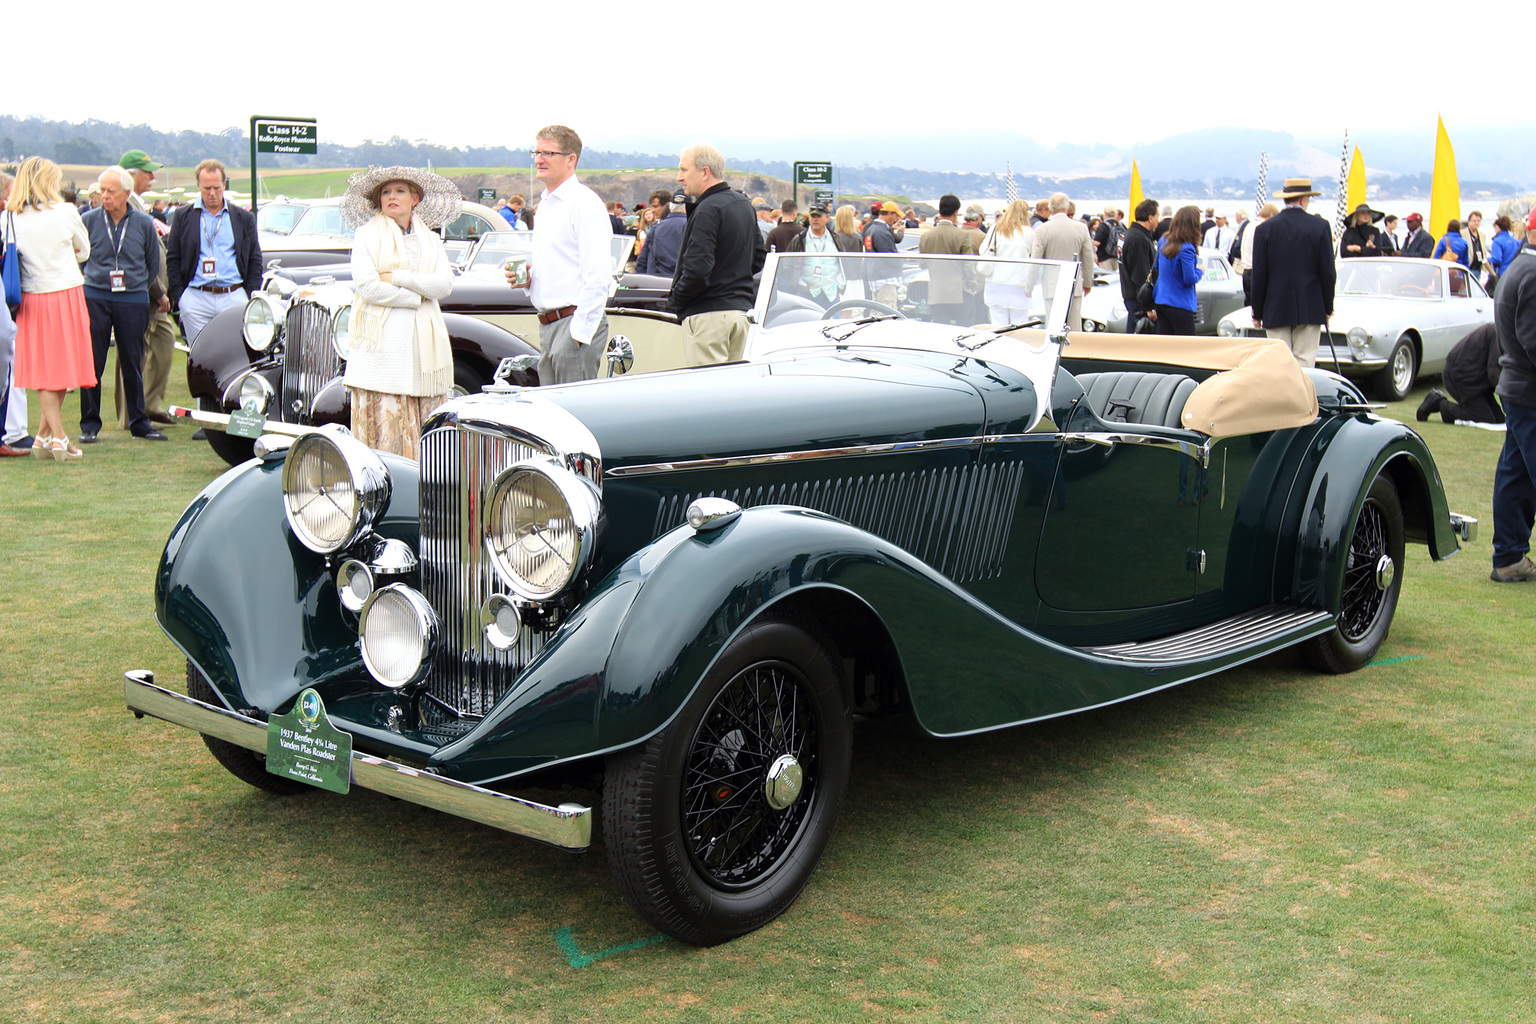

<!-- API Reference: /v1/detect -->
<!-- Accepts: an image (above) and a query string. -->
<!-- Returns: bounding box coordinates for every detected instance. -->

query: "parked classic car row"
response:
[128,250,1473,945]
[1079,246,1247,334]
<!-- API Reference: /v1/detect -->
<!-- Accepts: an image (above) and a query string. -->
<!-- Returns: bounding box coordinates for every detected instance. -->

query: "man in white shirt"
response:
[514,125,612,384]
[1202,214,1234,253]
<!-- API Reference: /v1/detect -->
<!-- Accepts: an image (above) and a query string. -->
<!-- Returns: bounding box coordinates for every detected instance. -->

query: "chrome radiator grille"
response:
[651,460,1027,583]
[281,301,342,424]
[418,425,557,717]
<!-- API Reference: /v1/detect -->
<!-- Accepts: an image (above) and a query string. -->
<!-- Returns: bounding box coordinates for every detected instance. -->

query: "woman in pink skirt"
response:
[6,157,94,460]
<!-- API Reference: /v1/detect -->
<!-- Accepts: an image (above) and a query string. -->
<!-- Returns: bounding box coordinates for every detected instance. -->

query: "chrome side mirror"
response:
[606,334,635,375]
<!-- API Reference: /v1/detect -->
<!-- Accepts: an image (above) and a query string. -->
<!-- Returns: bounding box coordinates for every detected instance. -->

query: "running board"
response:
[1081,604,1333,664]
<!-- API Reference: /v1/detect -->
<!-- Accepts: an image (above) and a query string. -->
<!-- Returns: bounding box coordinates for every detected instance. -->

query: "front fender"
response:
[155,450,420,715]
[1286,413,1458,614]
[444,312,540,388]
[185,303,265,404]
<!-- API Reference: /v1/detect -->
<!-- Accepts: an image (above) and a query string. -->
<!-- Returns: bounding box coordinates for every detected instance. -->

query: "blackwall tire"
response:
[1302,474,1405,673]
[186,661,313,796]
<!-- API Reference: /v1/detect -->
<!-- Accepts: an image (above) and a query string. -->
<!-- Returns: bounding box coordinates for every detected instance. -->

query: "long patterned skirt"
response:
[349,388,447,459]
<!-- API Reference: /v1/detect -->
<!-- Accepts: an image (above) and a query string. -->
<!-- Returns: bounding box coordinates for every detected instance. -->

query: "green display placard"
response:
[226,398,266,439]
[266,688,352,794]
[796,162,833,185]
[255,120,318,155]
[477,188,496,203]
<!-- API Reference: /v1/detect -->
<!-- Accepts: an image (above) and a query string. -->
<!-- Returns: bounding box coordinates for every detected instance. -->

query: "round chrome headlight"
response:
[358,585,437,688]
[337,558,374,613]
[1347,326,1370,357]
[331,305,353,360]
[243,296,280,351]
[281,426,391,554]
[484,459,602,601]
[239,373,272,412]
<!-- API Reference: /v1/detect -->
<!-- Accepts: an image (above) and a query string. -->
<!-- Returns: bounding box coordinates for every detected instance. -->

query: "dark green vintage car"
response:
[125,252,1474,945]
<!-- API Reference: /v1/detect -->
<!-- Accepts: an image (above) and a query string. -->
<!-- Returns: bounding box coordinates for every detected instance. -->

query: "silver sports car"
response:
[1218,257,1494,400]
[1081,247,1246,335]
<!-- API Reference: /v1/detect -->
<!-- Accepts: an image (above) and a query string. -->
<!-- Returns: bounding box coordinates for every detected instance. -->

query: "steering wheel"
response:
[819,298,906,320]
[1395,284,1432,297]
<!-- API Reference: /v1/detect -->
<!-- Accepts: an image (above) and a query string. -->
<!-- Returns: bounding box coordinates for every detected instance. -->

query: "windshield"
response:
[1337,260,1442,299]
[753,252,1072,348]
[291,204,355,239]
[258,203,305,235]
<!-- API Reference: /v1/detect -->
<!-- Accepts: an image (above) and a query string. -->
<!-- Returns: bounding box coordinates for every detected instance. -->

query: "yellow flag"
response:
[1128,160,1144,220]
[1345,147,1367,213]
[1429,116,1461,239]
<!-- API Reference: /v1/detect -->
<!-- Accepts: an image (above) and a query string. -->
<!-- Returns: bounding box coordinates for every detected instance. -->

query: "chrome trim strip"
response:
[167,404,316,438]
[1081,605,1334,663]
[606,429,1210,479]
[1450,512,1478,544]
[123,670,591,849]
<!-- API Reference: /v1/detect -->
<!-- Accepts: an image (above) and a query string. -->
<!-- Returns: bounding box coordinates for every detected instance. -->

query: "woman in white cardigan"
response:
[339,166,460,458]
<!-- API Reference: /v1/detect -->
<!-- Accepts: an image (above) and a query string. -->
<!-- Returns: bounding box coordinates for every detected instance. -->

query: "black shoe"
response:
[1416,389,1446,422]
[11,434,34,449]
[133,430,169,441]
[79,430,99,444]
[191,428,208,440]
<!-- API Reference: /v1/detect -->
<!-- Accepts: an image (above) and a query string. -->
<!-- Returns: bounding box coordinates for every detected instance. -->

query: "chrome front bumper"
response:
[123,670,592,849]
[1450,512,1478,543]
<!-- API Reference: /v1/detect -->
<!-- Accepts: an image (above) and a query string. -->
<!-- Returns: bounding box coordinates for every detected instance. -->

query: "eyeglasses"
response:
[530,149,570,159]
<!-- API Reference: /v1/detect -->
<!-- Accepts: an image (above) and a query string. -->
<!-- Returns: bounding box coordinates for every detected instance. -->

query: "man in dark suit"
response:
[1401,212,1435,259]
[167,158,263,344]
[1250,177,1336,366]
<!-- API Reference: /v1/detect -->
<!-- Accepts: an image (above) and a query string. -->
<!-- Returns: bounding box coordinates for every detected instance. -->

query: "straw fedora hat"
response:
[1273,177,1322,200]
[340,165,462,230]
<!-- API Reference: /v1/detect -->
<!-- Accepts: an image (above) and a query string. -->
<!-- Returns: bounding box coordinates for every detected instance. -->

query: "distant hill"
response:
[2,116,1523,202]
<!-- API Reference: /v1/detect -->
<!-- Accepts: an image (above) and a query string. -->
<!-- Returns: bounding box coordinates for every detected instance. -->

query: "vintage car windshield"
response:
[258,202,305,236]
[291,204,355,239]
[753,252,1073,347]
[1337,260,1444,299]
[461,231,634,280]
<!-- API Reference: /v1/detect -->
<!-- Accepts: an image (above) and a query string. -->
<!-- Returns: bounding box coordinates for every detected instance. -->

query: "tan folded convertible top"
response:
[1007,330,1321,438]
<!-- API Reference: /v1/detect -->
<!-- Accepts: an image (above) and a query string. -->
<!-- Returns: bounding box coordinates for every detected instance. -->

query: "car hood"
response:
[536,351,1012,469]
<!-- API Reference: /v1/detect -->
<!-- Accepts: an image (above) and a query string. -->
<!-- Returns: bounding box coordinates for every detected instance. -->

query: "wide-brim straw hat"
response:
[340,165,462,230]
[1350,202,1385,223]
[1273,177,1322,200]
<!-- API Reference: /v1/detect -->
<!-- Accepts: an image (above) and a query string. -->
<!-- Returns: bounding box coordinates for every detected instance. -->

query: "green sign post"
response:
[248,115,318,211]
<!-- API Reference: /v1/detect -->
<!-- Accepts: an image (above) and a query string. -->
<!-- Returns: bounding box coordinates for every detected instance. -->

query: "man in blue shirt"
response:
[167,158,263,343]
[80,167,166,441]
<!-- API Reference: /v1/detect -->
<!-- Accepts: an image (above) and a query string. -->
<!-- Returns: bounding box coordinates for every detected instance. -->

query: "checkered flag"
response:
[1005,162,1019,205]
[1335,132,1350,244]
[1255,152,1268,217]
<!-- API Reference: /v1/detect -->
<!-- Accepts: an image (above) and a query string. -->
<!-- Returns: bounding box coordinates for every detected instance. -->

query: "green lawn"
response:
[0,354,1529,1023]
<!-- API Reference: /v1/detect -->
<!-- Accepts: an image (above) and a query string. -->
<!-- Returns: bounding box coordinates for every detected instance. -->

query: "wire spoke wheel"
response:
[682,662,819,889]
[603,617,851,945]
[1303,474,1404,673]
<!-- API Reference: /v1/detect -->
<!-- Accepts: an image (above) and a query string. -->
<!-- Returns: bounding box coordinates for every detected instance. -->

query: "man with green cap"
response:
[118,149,177,427]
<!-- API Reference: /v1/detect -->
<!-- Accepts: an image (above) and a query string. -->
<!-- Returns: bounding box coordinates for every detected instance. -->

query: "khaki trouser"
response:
[682,310,750,366]
[1265,324,1322,368]
[114,311,176,425]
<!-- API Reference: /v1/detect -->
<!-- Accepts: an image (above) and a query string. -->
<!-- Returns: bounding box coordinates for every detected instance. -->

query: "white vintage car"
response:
[1217,257,1494,400]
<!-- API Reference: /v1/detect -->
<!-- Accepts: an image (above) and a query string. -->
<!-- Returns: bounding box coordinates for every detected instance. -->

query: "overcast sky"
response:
[21,0,1531,165]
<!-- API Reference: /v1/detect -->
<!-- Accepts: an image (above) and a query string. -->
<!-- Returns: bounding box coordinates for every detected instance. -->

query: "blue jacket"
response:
[1433,231,1469,267]
[1153,242,1201,311]
[1489,231,1520,278]
[636,210,686,276]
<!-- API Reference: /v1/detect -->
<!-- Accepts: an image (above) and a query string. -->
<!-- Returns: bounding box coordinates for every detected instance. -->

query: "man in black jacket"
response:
[167,159,263,343]
[1250,178,1335,366]
[1489,216,1536,581]
[671,143,766,366]
[1119,200,1159,332]
[1418,322,1503,425]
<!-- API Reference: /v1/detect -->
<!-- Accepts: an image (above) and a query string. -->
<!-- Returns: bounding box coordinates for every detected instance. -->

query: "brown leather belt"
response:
[537,305,577,325]
[191,284,239,295]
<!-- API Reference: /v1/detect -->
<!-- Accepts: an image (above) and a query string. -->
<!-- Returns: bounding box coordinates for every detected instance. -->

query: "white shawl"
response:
[348,213,453,396]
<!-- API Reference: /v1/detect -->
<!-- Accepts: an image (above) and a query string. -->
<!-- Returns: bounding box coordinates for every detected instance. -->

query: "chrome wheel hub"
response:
[764,754,804,810]
[1374,554,1395,591]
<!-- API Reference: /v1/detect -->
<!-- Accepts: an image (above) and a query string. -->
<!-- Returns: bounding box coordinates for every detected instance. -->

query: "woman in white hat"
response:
[339,165,461,458]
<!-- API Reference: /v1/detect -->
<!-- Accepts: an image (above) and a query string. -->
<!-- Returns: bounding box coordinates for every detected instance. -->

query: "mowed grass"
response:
[0,352,1531,1024]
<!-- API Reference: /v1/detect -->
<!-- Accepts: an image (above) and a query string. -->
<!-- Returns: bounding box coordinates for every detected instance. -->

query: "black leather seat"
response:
[1074,371,1198,429]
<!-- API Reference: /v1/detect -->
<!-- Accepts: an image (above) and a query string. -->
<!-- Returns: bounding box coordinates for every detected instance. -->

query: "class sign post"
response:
[248,114,318,211]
